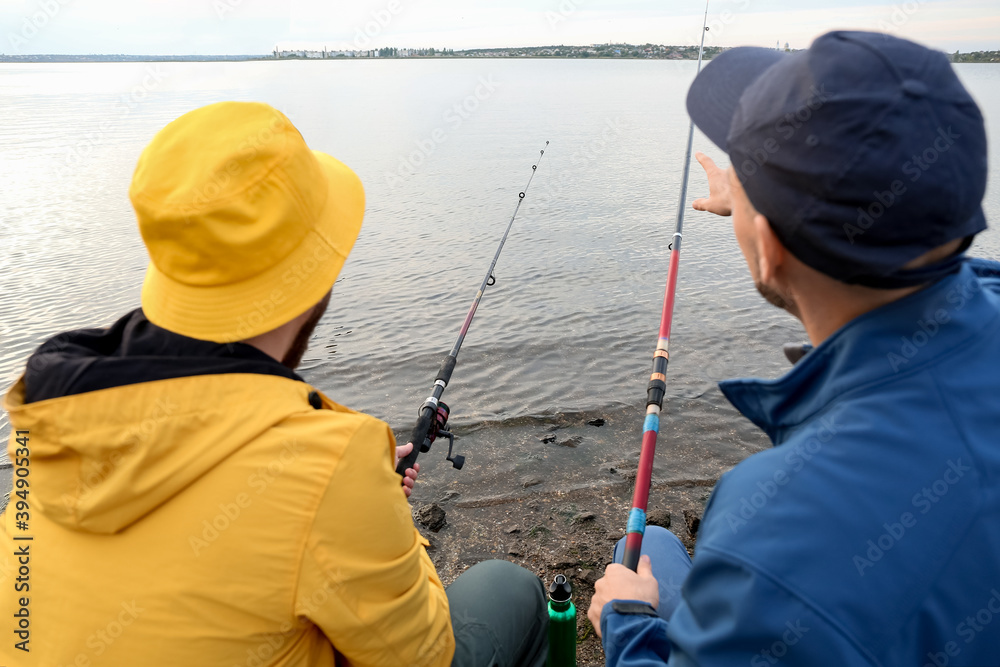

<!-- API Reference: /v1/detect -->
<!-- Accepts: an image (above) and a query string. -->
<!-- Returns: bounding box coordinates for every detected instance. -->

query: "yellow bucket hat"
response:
[129,101,364,343]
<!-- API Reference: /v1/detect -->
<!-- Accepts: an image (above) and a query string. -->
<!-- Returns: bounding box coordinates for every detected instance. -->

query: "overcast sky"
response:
[2,0,998,55]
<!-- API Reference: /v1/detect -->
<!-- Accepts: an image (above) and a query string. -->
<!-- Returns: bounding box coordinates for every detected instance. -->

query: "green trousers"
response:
[446,560,549,667]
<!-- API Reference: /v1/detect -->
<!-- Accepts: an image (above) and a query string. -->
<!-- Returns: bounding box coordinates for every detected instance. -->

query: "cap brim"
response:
[686,47,787,151]
[141,151,365,343]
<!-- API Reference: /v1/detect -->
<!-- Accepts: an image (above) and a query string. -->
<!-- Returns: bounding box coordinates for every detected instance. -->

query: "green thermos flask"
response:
[546,574,576,667]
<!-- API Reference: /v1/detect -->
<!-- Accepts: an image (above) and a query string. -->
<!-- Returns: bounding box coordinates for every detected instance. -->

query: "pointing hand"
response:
[692,152,733,217]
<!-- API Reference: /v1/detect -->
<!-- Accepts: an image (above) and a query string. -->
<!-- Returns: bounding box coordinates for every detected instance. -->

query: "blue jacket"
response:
[602,259,1000,666]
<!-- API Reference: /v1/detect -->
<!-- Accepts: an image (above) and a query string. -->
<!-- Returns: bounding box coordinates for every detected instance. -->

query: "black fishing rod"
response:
[395,141,549,476]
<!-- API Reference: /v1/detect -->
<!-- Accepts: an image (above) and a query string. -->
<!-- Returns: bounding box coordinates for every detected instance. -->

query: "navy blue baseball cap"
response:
[686,31,988,288]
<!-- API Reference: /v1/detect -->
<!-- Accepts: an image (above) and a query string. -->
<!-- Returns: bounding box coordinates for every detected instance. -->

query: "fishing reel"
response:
[419,400,464,470]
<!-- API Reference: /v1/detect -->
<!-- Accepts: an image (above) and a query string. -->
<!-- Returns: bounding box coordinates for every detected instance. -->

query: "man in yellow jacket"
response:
[1,102,547,666]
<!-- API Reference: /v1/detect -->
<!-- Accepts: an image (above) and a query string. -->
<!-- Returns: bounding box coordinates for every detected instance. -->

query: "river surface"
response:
[2,60,999,489]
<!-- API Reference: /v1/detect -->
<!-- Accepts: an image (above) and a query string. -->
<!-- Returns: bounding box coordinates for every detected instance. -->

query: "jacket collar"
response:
[719,263,999,444]
[22,308,303,404]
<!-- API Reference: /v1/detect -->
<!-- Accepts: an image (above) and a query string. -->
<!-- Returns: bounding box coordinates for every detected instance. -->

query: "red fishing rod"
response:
[396,142,549,476]
[621,2,710,571]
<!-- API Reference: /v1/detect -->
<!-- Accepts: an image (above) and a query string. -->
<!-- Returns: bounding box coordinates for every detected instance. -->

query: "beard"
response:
[281,290,332,369]
[755,280,800,318]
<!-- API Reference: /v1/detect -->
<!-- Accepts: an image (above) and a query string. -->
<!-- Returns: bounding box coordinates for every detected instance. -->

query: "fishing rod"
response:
[395,141,549,477]
[621,1,710,572]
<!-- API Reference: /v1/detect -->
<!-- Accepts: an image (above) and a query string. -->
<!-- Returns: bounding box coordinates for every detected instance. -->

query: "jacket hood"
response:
[4,309,321,534]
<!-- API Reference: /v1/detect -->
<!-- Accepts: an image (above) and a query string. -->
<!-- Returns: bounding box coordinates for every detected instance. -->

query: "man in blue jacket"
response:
[587,31,1000,666]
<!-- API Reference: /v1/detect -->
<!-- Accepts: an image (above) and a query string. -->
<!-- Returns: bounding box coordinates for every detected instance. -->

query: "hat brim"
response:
[686,47,787,151]
[140,151,364,343]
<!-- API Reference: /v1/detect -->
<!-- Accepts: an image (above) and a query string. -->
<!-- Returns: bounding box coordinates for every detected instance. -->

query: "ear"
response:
[753,213,786,284]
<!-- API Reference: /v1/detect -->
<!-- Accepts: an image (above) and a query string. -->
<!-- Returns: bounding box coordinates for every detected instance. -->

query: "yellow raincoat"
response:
[0,311,454,666]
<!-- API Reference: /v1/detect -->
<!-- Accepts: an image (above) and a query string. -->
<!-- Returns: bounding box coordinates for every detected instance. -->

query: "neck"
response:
[788,240,966,346]
[792,276,924,346]
[242,308,313,363]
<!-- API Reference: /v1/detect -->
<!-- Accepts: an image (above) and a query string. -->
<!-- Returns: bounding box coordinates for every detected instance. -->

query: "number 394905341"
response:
[14,430,30,528]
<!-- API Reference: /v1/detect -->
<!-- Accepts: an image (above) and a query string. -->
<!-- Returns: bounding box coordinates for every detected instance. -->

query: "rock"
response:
[527,501,540,511]
[439,490,460,503]
[683,509,701,538]
[538,434,557,443]
[527,524,550,537]
[415,503,447,532]
[522,476,544,488]
[558,436,583,448]
[646,509,671,528]
[572,511,596,525]
[551,560,576,571]
[575,568,599,585]
[505,526,521,534]
[587,418,606,427]
[508,548,522,557]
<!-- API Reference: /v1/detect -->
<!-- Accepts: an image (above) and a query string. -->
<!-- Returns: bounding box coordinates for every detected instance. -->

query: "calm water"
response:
[2,60,999,478]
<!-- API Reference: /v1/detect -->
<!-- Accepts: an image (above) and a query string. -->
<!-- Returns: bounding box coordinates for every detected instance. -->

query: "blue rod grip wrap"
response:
[643,414,659,433]
[626,508,647,535]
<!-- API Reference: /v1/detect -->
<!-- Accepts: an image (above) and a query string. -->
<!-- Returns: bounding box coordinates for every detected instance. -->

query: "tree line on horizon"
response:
[950,50,1000,63]
[2,46,998,63]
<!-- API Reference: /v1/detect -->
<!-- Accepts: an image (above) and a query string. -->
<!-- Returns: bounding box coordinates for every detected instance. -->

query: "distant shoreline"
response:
[0,56,718,63]
[3,51,997,64]
[1,56,724,64]
[1,43,727,63]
